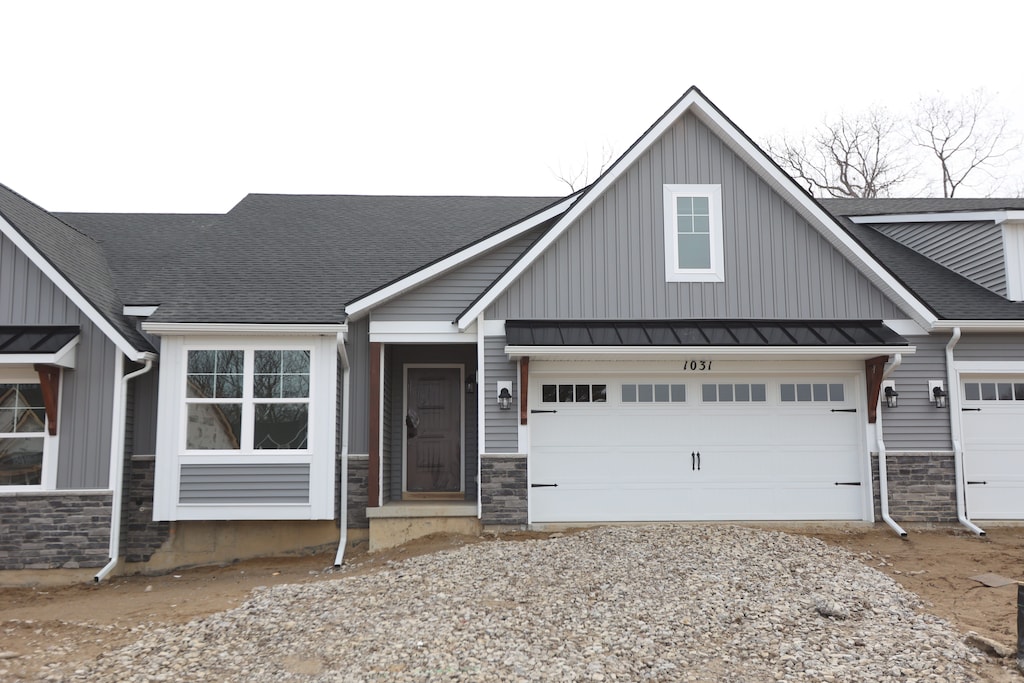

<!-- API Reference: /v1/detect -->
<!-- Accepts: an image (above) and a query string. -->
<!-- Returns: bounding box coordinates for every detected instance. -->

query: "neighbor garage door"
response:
[961,376,1024,519]
[528,364,867,523]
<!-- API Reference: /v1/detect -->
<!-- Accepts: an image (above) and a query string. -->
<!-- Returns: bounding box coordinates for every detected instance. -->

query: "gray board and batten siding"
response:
[344,317,371,455]
[873,222,1006,298]
[372,228,546,322]
[486,113,907,322]
[1,231,117,490]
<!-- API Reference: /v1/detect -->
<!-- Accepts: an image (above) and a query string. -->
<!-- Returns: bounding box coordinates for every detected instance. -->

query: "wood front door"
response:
[404,366,463,497]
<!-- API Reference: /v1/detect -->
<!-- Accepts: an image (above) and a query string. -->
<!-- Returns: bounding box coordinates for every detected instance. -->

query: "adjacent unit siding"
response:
[486,113,906,321]
[953,333,1024,361]
[874,222,1006,297]
[0,231,117,489]
[484,336,518,452]
[178,464,311,504]
[374,229,544,321]
[882,336,952,451]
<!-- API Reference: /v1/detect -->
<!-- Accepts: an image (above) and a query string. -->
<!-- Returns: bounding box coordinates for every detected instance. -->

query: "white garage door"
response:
[961,377,1024,519]
[529,367,867,523]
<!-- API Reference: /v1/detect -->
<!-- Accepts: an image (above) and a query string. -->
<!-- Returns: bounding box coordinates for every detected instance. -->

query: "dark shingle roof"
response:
[64,195,561,324]
[0,183,153,351]
[823,198,1024,217]
[836,217,1024,320]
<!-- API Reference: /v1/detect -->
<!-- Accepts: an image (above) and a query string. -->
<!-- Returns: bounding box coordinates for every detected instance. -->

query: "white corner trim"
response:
[123,305,159,317]
[456,89,937,330]
[0,215,148,360]
[142,322,347,335]
[344,195,577,320]
[850,211,1024,225]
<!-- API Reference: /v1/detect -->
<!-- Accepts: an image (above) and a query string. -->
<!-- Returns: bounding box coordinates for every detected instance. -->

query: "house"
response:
[3,86,1023,581]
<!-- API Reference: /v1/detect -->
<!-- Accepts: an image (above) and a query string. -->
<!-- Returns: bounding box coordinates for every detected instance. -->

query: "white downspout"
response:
[476,314,485,520]
[334,332,351,567]
[946,327,985,536]
[95,357,154,582]
[876,353,907,538]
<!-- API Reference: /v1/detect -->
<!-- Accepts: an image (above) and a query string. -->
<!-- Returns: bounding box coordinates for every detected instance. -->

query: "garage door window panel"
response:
[621,383,686,403]
[963,381,1024,402]
[541,383,607,404]
[780,383,845,403]
[702,383,766,403]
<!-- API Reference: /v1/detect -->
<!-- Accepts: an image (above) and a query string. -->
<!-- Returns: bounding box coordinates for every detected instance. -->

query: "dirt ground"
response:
[1,525,1022,682]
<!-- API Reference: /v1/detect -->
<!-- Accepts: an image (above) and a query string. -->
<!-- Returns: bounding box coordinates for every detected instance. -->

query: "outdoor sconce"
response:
[496,381,513,410]
[466,373,476,394]
[929,380,947,409]
[882,381,899,409]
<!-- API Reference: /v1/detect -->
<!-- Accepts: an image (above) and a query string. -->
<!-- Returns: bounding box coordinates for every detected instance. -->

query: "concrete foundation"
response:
[366,501,481,550]
[127,519,343,574]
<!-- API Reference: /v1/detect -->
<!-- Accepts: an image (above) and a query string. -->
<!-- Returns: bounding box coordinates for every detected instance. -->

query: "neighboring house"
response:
[3,86,1023,580]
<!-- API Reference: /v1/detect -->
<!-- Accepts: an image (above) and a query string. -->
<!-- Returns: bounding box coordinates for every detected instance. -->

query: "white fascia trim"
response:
[0,336,80,368]
[142,322,347,335]
[123,305,159,317]
[482,319,506,337]
[456,90,936,330]
[0,215,148,360]
[954,361,1024,373]
[369,320,477,343]
[344,196,578,320]
[504,345,916,359]
[932,320,1024,331]
[850,211,1024,225]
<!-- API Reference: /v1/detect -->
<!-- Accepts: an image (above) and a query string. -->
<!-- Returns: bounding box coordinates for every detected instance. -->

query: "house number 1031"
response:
[684,360,712,371]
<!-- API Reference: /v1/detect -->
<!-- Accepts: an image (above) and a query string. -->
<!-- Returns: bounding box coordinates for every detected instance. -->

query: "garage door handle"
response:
[530,483,558,488]
[967,481,987,485]
[691,451,701,471]
[531,409,558,414]
[831,409,857,413]
[962,408,982,412]
[834,482,861,486]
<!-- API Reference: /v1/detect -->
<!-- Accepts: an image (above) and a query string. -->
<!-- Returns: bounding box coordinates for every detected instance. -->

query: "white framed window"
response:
[663,184,724,282]
[0,369,50,488]
[153,334,337,521]
[185,348,310,452]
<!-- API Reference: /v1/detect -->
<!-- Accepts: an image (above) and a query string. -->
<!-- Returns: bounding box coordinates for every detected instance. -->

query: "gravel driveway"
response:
[68,526,984,682]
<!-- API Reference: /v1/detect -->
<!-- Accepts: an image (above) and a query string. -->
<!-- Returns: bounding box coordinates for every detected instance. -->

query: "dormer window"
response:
[663,184,724,282]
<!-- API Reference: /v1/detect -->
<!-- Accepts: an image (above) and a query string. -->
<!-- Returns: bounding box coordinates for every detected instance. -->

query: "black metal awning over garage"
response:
[504,320,909,348]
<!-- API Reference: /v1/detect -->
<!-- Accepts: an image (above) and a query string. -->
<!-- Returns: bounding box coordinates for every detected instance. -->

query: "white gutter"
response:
[334,332,351,567]
[945,327,985,536]
[876,354,907,538]
[95,357,155,582]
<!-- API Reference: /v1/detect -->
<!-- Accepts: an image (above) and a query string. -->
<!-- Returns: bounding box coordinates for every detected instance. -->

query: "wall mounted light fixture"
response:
[929,380,947,409]
[496,381,513,410]
[882,380,899,409]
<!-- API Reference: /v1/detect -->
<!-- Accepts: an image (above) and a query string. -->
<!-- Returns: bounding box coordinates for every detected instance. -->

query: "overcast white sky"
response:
[3,1,1023,213]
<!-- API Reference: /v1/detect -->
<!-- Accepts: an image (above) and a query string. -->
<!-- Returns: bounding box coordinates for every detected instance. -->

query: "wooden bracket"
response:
[33,364,60,436]
[864,355,888,424]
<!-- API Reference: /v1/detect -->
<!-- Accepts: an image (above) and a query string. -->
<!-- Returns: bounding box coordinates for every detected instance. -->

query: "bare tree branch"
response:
[910,89,1021,198]
[765,108,912,198]
[551,143,616,192]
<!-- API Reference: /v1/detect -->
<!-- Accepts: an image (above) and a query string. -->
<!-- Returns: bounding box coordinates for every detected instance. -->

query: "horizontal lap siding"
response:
[1,232,117,489]
[875,222,1005,297]
[178,463,310,503]
[374,231,541,321]
[883,336,952,450]
[953,333,1024,361]
[486,114,905,321]
[484,336,517,452]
